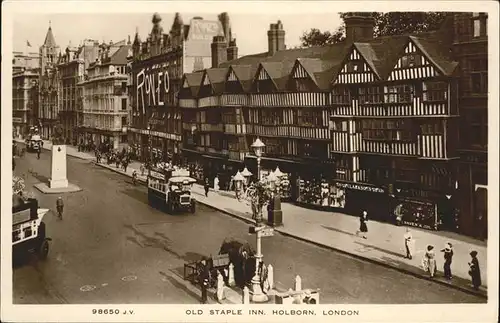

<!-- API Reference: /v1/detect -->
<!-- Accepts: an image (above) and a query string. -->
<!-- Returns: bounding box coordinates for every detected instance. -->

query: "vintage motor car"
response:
[148,167,197,214]
[12,196,51,262]
[25,134,43,153]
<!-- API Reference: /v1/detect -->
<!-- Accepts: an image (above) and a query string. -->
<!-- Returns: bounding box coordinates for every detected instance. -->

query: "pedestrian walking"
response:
[36,147,41,160]
[440,242,453,280]
[56,197,64,220]
[404,227,415,259]
[214,175,220,192]
[200,258,210,304]
[468,250,481,290]
[204,177,210,197]
[422,245,437,278]
[356,210,368,239]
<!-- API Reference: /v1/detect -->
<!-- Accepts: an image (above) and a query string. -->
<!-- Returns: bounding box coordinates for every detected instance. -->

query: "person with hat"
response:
[468,251,481,290]
[422,245,437,278]
[404,227,415,259]
[440,242,454,280]
[356,210,369,239]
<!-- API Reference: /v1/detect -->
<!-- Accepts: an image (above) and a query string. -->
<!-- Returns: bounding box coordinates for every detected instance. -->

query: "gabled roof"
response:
[43,26,57,47]
[187,15,458,93]
[410,36,458,76]
[184,72,203,96]
[227,65,255,92]
[204,67,229,94]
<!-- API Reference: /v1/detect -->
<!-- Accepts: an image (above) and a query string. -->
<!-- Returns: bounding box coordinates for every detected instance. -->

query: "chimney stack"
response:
[267,20,285,56]
[227,38,238,61]
[343,12,375,43]
[211,35,228,68]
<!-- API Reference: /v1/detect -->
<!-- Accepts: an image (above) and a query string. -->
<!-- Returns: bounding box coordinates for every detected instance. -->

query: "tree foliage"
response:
[300,12,448,47]
[242,178,274,224]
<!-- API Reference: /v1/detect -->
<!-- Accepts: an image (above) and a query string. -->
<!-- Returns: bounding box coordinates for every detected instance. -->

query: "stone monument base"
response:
[50,178,69,189]
[34,182,82,194]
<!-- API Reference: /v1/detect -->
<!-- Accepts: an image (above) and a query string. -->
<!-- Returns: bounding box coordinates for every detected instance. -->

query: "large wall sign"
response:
[136,66,170,113]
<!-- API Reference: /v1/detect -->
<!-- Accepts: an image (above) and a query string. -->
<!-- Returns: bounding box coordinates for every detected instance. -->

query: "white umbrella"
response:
[274,166,284,177]
[241,167,252,177]
[234,171,245,182]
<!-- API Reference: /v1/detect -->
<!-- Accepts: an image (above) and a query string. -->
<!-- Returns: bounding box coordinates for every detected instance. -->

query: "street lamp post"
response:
[268,167,283,227]
[147,123,152,176]
[249,137,268,303]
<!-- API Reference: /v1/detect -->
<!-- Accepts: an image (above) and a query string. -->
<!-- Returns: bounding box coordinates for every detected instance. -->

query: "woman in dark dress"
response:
[468,250,481,290]
[356,210,368,239]
[440,242,454,280]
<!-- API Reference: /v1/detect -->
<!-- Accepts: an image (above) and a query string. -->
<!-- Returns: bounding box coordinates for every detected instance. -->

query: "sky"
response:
[13,12,342,57]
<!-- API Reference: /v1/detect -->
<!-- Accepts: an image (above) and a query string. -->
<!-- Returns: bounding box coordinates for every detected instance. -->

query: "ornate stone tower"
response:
[39,21,60,76]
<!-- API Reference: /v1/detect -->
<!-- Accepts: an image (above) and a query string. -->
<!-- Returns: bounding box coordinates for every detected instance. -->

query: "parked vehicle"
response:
[12,196,50,263]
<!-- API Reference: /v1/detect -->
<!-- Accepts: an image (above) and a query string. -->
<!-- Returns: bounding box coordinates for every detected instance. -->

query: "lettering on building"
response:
[336,182,385,193]
[136,66,170,112]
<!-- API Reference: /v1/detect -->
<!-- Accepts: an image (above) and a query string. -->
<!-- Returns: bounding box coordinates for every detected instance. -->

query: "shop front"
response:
[391,186,458,231]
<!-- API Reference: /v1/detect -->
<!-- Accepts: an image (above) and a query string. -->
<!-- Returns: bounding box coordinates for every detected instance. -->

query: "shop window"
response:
[331,86,351,104]
[359,86,383,104]
[385,84,413,103]
[423,82,448,101]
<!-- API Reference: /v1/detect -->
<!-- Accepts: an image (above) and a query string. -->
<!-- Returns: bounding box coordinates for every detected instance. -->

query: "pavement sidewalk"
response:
[17,139,488,298]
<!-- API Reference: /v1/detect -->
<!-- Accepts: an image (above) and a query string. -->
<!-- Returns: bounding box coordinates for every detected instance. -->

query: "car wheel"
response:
[39,239,49,260]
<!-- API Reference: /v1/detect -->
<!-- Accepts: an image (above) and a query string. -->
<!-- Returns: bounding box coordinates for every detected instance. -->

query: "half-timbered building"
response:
[179,13,487,236]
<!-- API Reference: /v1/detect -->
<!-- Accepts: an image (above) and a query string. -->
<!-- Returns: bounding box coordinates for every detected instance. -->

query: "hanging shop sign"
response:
[336,182,385,193]
[136,65,171,113]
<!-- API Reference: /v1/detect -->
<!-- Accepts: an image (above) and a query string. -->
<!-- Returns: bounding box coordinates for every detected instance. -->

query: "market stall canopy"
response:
[233,171,245,182]
[274,166,284,177]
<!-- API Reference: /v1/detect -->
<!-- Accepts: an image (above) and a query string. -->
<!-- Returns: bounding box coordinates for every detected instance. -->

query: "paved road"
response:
[12,151,484,304]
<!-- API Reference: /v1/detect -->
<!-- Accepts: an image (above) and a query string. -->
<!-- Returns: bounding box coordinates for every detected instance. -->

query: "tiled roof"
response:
[190,17,458,93]
[206,67,229,94]
[108,45,131,65]
[185,72,203,96]
[230,65,255,92]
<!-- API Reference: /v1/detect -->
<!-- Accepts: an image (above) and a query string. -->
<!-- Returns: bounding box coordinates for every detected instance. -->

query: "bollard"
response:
[243,286,250,304]
[228,263,236,287]
[267,264,274,290]
[216,272,225,301]
[294,275,302,292]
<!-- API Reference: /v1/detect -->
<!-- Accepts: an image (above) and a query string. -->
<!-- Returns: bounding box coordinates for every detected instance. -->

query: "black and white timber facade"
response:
[178,12,488,237]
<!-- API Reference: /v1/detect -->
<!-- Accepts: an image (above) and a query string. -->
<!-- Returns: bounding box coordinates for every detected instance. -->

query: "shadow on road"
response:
[354,241,403,258]
[121,188,148,205]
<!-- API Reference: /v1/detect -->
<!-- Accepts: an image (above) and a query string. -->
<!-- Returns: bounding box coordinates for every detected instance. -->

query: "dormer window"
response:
[348,60,363,72]
[401,54,422,68]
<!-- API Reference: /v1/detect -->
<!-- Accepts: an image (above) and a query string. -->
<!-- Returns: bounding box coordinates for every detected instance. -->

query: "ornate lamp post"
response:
[233,171,245,200]
[249,137,268,303]
[147,123,152,176]
[268,166,283,226]
[251,138,265,182]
